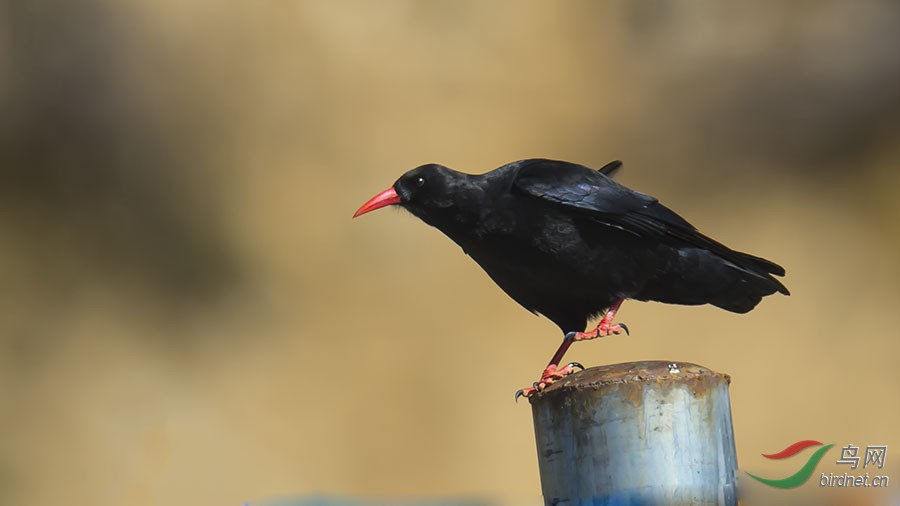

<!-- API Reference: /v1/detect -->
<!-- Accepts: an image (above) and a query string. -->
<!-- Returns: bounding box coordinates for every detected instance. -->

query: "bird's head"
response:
[353,164,464,225]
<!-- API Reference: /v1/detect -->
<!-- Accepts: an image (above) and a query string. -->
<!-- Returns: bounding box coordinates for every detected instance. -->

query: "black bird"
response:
[353,159,788,397]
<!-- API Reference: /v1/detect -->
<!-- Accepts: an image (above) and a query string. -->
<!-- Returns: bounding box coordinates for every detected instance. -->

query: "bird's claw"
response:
[572,321,629,340]
[515,362,584,402]
[515,383,540,402]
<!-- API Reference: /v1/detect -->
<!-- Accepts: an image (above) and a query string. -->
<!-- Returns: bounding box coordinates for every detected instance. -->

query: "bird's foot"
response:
[515,362,584,401]
[570,321,629,341]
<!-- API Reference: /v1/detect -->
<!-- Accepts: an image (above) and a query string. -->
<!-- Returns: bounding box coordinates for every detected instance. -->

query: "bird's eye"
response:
[414,176,425,187]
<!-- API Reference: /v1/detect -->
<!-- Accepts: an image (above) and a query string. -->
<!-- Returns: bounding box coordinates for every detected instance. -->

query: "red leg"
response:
[514,359,584,401]
[516,299,628,400]
[571,298,628,341]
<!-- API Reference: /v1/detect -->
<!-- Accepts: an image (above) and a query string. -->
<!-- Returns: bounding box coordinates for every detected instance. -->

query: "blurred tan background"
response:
[1,1,899,505]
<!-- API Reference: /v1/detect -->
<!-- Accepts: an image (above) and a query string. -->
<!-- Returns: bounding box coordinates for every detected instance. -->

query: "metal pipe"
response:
[528,361,738,506]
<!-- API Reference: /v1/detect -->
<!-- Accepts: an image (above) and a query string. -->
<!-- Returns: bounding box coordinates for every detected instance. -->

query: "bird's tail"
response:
[641,247,789,313]
[710,250,789,313]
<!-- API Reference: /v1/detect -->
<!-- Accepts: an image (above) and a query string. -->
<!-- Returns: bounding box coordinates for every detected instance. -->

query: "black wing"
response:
[597,160,623,178]
[511,159,787,282]
[513,159,696,231]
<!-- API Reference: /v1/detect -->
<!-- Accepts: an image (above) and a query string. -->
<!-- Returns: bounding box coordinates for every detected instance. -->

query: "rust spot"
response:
[615,383,639,408]
[528,360,730,405]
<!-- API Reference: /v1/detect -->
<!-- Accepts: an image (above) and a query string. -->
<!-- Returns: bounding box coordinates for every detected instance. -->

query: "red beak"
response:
[353,187,401,218]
